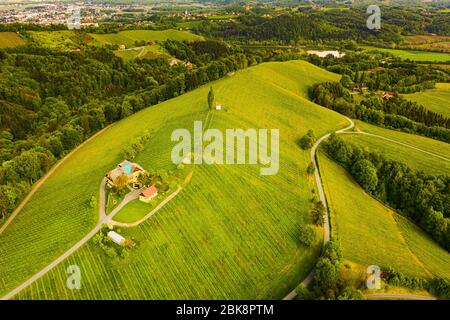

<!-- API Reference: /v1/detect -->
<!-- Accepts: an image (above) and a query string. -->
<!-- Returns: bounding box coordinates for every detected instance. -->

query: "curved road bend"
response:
[0,178,143,300]
[283,116,354,300]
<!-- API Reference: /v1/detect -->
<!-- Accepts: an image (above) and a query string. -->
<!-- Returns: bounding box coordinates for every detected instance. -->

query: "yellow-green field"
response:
[319,153,450,279]
[361,46,450,62]
[89,29,203,48]
[340,134,450,176]
[0,32,25,48]
[2,60,348,299]
[354,121,450,159]
[402,83,450,117]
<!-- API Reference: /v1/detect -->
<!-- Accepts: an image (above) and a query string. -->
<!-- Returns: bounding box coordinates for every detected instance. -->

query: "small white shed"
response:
[215,103,222,110]
[108,231,125,245]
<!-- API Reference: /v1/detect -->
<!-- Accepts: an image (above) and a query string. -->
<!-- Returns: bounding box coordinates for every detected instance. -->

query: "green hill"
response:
[1,60,347,299]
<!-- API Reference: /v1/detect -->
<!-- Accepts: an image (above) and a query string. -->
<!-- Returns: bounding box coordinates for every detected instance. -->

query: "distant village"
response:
[0,1,239,26]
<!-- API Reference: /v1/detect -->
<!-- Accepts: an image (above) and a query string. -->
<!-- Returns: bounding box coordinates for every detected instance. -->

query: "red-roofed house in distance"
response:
[139,184,158,203]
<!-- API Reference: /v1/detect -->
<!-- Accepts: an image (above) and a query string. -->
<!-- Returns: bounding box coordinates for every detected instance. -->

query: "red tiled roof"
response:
[141,185,158,198]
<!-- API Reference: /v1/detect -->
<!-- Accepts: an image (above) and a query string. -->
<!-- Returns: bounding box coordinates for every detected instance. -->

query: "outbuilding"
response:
[107,231,125,245]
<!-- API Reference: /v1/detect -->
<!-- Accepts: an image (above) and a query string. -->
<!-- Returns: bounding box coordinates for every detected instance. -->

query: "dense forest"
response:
[324,134,450,251]
[197,8,450,45]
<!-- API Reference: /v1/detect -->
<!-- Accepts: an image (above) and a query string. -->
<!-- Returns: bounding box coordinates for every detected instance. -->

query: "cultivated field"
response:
[0,32,25,48]
[89,29,203,48]
[340,134,450,176]
[2,60,348,299]
[354,121,450,159]
[361,46,450,62]
[319,153,450,279]
[402,83,450,117]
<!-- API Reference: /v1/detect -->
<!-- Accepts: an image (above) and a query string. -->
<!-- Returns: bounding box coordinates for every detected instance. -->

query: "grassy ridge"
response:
[319,153,450,278]
[2,60,347,299]
[402,84,450,117]
[0,32,25,48]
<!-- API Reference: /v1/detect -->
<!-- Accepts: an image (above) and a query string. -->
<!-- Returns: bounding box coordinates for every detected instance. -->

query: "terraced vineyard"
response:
[2,60,348,299]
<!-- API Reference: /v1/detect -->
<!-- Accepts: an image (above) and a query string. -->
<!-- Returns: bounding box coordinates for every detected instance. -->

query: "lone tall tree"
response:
[208,86,214,110]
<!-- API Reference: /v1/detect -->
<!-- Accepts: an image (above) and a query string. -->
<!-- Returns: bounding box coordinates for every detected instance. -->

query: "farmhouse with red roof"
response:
[139,184,158,203]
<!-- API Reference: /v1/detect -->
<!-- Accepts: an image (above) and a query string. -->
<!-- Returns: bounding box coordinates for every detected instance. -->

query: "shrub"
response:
[298,224,317,247]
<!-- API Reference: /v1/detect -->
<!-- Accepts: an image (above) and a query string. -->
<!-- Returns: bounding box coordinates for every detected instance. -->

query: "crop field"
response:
[402,84,450,117]
[354,121,450,160]
[340,134,450,176]
[0,32,25,48]
[318,153,450,278]
[361,46,450,62]
[2,60,349,299]
[89,29,203,48]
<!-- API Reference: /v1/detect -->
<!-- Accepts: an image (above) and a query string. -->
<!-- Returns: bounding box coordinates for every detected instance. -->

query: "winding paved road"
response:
[283,116,446,300]
[283,116,354,300]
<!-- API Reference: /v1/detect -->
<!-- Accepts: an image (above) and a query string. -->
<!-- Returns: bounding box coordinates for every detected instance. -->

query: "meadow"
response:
[318,153,450,279]
[401,83,450,117]
[0,32,25,48]
[2,60,347,299]
[361,46,450,62]
[89,29,203,48]
[354,120,450,160]
[340,134,450,176]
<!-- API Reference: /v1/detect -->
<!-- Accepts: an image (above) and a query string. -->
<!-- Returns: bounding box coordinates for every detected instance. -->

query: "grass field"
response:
[1,60,349,299]
[0,32,25,48]
[401,83,450,117]
[89,29,203,48]
[27,31,94,50]
[319,153,450,279]
[340,134,450,176]
[354,121,450,160]
[361,46,450,62]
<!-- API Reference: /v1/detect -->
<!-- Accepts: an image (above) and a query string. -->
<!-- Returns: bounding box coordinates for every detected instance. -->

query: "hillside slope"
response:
[1,60,347,299]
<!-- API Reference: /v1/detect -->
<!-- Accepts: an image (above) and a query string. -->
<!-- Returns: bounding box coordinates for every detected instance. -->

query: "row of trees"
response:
[324,134,450,251]
[385,268,450,299]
